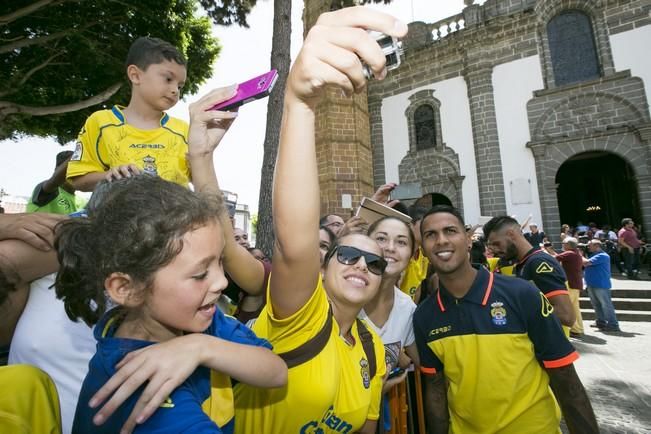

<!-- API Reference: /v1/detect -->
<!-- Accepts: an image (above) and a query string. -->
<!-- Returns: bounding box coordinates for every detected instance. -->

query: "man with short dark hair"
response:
[483,216,575,328]
[319,214,345,235]
[618,217,641,280]
[583,239,620,332]
[524,222,546,247]
[414,206,597,434]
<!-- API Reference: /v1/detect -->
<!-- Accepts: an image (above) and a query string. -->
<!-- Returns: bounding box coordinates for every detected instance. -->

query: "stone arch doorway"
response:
[414,192,453,208]
[555,151,641,229]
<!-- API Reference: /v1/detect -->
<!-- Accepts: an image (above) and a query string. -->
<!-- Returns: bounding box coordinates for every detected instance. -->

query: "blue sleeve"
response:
[518,283,578,368]
[210,310,272,349]
[413,304,444,375]
[134,386,222,434]
[588,254,606,266]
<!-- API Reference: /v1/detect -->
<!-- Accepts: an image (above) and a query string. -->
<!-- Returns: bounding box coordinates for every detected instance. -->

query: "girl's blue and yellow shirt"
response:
[73,307,271,434]
[413,267,578,434]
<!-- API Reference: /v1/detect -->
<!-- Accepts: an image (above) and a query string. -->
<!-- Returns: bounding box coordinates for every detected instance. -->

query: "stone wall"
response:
[367,0,651,237]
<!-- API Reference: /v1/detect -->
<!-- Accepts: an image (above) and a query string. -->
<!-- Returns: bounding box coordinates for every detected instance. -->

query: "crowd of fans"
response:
[1,6,637,433]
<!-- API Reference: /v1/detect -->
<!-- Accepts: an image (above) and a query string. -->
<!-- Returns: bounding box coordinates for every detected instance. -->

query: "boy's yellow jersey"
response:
[234,279,386,434]
[67,106,190,186]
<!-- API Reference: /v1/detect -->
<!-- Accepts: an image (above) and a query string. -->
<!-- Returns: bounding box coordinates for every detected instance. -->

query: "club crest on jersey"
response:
[490,301,507,326]
[142,155,158,176]
[360,358,371,389]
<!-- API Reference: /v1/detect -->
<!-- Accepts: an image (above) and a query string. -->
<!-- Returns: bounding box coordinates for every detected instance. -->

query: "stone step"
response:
[580,297,651,311]
[610,289,651,298]
[580,309,651,322]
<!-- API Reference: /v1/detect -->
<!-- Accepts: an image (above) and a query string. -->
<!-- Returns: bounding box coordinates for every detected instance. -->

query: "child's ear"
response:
[126,64,142,85]
[105,272,143,307]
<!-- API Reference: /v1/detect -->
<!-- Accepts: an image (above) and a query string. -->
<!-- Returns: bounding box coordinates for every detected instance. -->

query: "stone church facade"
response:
[362,0,651,241]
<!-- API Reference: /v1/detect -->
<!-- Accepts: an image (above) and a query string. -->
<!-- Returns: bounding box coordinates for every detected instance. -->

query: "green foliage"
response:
[0,0,256,143]
[250,213,258,236]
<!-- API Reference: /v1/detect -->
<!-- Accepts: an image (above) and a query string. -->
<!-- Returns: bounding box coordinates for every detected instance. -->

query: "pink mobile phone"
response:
[208,69,278,111]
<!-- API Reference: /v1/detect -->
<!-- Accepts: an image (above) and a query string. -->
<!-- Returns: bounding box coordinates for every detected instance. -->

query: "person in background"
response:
[319,225,336,271]
[319,214,346,236]
[583,239,620,332]
[233,228,250,249]
[546,237,585,338]
[247,247,267,263]
[484,216,575,328]
[618,217,641,280]
[67,37,193,191]
[27,151,80,214]
[560,224,572,242]
[524,222,547,247]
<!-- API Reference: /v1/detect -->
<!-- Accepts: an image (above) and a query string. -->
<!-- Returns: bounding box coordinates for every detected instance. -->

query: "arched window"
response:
[547,10,600,86]
[414,105,437,150]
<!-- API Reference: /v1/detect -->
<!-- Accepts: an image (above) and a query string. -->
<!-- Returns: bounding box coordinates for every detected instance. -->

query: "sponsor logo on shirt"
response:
[536,262,554,274]
[429,325,452,336]
[129,143,166,149]
[490,301,507,326]
[540,292,554,318]
[300,406,353,433]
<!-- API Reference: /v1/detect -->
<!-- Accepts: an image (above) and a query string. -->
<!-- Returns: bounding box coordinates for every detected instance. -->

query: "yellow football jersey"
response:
[67,106,190,186]
[399,248,429,299]
[487,257,515,276]
[234,279,386,434]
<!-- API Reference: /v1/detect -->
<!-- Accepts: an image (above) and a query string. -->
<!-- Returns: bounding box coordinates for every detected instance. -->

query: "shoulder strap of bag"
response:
[355,318,377,378]
[278,306,333,368]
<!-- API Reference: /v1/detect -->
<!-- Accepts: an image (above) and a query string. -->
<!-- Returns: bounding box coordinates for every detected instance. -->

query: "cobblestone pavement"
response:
[562,321,651,433]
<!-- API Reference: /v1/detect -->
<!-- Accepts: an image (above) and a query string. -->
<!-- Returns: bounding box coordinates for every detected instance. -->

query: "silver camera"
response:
[363,31,403,80]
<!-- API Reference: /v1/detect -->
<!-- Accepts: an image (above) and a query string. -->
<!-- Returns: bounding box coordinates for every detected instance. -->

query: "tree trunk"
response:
[255,0,292,257]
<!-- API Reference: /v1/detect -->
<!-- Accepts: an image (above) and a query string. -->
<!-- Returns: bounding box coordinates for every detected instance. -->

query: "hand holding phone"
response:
[387,367,406,380]
[207,70,278,112]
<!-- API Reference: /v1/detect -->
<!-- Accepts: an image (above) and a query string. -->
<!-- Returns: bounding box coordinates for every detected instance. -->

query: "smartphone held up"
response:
[208,69,279,112]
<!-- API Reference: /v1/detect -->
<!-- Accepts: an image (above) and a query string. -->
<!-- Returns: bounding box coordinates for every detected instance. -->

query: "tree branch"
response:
[0,82,122,117]
[0,30,71,55]
[0,19,100,55]
[0,52,64,98]
[0,0,76,26]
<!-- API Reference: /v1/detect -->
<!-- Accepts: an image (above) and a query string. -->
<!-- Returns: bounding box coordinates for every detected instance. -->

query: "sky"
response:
[0,0,480,212]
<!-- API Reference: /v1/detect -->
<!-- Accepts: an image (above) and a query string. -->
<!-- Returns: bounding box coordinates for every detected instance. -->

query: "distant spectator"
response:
[549,237,585,338]
[27,151,80,215]
[233,227,251,249]
[560,224,571,242]
[319,214,345,235]
[575,222,589,236]
[618,218,641,280]
[524,222,547,247]
[583,240,620,332]
[594,225,617,241]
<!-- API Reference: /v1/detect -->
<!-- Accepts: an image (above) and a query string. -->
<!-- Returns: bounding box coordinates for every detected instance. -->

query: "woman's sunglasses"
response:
[330,245,388,276]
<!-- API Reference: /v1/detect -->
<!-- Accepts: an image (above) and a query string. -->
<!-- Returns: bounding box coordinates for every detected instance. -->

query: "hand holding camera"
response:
[285,6,408,108]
